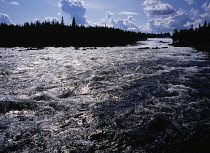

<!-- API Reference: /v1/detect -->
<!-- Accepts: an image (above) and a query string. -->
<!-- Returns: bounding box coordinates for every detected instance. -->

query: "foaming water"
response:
[0,38,210,152]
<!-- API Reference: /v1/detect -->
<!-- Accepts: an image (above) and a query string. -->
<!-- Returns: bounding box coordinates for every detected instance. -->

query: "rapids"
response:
[0,38,210,152]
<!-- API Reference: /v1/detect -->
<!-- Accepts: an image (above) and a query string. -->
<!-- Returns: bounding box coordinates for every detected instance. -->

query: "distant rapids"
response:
[0,38,210,153]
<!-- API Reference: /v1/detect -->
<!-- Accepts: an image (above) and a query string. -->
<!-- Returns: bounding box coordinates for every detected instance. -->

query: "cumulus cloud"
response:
[143,0,176,16]
[102,11,140,32]
[147,17,173,32]
[9,1,19,5]
[106,11,114,19]
[179,1,210,29]
[146,9,190,32]
[170,9,190,27]
[184,4,210,29]
[59,0,87,24]
[0,13,12,24]
[185,0,194,5]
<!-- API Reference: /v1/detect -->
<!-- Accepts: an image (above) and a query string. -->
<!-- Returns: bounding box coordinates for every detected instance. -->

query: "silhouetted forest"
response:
[144,32,171,38]
[0,17,171,47]
[172,20,210,52]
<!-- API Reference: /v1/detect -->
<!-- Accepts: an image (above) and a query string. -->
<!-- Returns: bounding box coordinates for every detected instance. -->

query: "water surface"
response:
[0,38,210,152]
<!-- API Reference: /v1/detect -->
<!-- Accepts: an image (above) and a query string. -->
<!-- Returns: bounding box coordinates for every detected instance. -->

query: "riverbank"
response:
[171,21,210,54]
[193,45,210,53]
[172,43,210,54]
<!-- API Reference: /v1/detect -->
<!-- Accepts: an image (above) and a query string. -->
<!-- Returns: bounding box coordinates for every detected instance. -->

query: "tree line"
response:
[0,17,171,47]
[172,20,210,52]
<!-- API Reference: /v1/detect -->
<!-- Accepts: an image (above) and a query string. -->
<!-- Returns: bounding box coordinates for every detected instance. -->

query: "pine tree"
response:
[61,16,64,26]
[204,20,207,28]
[198,23,201,31]
[190,24,193,30]
[72,17,76,27]
[203,20,208,31]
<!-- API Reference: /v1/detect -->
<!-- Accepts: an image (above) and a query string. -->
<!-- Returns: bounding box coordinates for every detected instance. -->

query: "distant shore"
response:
[0,21,171,48]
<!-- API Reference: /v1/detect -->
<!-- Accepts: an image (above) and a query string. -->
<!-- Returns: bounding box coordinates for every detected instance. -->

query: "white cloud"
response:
[143,0,176,16]
[102,11,141,32]
[170,9,189,27]
[200,1,210,22]
[127,16,136,22]
[184,19,201,28]
[141,0,194,32]
[59,0,87,24]
[45,17,59,23]
[0,13,12,24]
[146,9,190,32]
[179,1,210,29]
[147,17,173,32]
[33,18,43,23]
[9,1,19,5]
[185,0,194,5]
[200,12,210,20]
[57,13,62,16]
[183,3,210,29]
[106,11,114,19]
[202,1,210,12]
[119,11,138,16]
[190,8,199,16]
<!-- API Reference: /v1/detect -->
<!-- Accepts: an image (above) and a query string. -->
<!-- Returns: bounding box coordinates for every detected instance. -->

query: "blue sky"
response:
[0,0,210,33]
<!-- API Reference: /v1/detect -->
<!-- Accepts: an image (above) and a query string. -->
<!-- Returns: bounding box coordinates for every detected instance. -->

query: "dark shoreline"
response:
[171,20,210,54]
[0,21,171,48]
[193,46,210,53]
[171,43,210,54]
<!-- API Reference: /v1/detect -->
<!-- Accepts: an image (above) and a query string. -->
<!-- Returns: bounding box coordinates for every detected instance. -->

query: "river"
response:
[0,38,210,152]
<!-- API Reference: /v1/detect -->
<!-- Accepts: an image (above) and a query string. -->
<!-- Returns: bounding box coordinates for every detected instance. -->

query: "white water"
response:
[0,38,210,152]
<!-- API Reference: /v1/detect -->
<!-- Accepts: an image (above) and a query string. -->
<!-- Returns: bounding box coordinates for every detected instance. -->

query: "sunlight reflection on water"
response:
[0,38,210,152]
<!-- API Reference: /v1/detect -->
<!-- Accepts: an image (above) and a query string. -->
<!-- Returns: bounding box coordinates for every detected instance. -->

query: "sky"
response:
[0,0,210,33]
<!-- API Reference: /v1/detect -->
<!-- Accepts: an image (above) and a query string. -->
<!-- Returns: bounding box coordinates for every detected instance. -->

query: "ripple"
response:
[0,38,210,152]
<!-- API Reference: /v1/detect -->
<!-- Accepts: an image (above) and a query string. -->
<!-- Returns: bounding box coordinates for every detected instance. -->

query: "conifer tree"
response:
[204,20,207,28]
[61,16,64,26]
[72,17,76,27]
[198,23,201,31]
